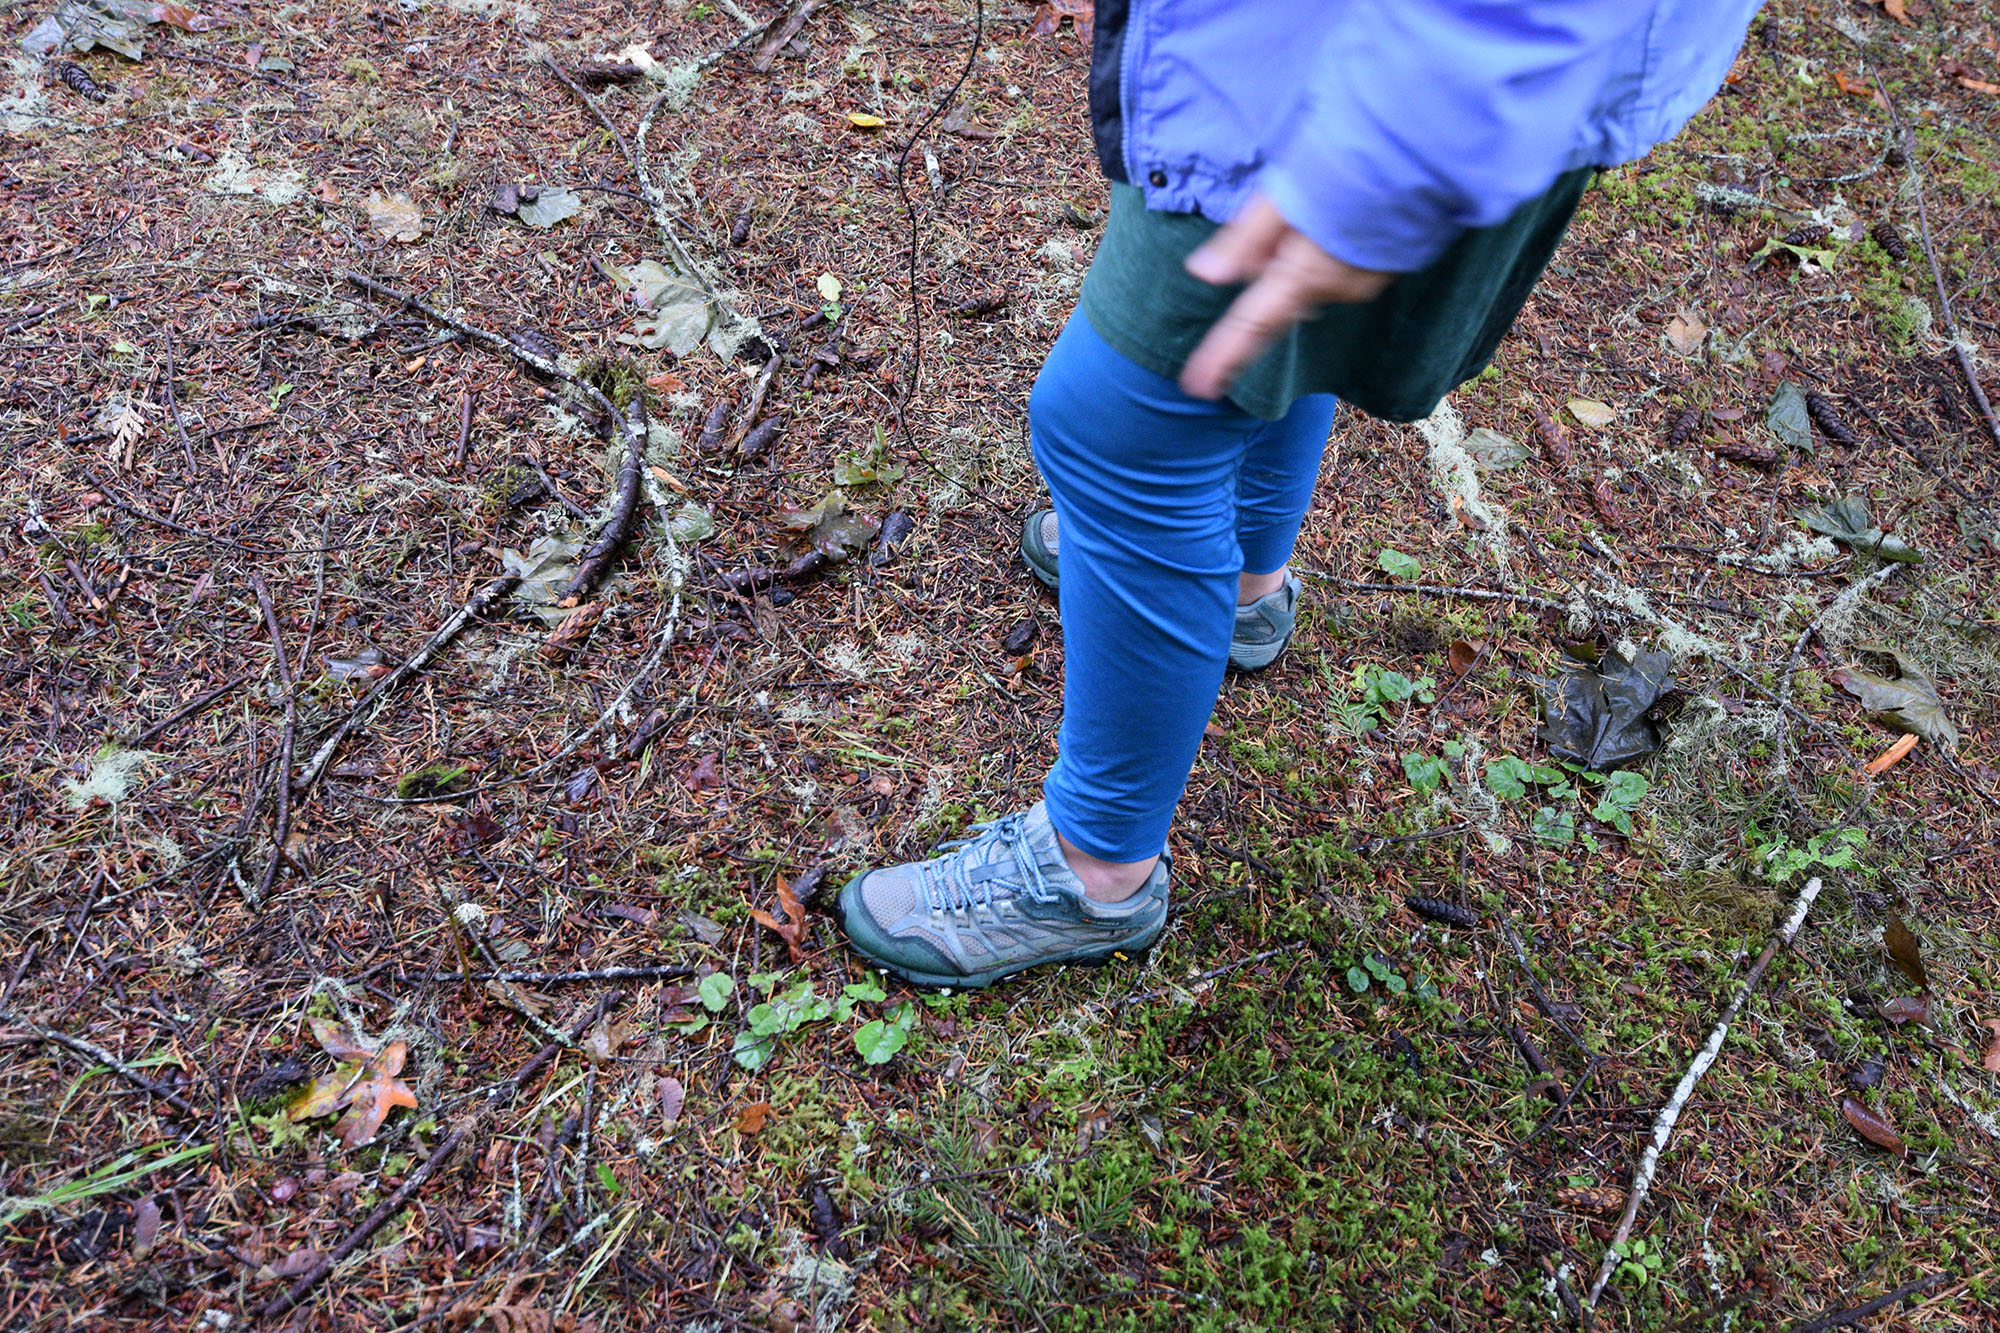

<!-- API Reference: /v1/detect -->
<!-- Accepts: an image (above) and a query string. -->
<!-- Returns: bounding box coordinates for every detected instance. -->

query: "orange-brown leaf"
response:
[749,875,808,963]
[1840,1096,1907,1156]
[735,1100,773,1135]
[332,1047,418,1148]
[287,1063,366,1121]
[1980,1018,2000,1073]
[1882,914,1929,989]
[1879,0,1912,25]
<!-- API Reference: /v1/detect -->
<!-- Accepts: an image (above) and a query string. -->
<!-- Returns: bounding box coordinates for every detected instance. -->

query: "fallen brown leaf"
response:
[1882,914,1929,990]
[1840,1096,1907,1156]
[1980,1019,2000,1072]
[332,1040,418,1148]
[1877,995,1929,1027]
[1447,638,1488,678]
[736,1100,773,1135]
[747,874,808,963]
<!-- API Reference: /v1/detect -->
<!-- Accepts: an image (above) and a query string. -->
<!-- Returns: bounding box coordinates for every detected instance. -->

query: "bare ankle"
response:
[1056,832,1158,903]
[1238,566,1286,606]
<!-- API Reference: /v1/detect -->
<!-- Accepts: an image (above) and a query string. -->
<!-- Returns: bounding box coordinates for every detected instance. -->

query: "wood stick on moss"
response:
[261,990,627,1322]
[1585,877,1824,1307]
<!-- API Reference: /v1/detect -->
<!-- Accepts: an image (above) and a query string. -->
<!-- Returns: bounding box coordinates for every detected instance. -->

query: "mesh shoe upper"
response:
[838,802,1167,988]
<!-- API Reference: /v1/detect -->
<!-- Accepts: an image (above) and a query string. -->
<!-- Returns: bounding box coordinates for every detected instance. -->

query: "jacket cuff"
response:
[1258,154,1462,276]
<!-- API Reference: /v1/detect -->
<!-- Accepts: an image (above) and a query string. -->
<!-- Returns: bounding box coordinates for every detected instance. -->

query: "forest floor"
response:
[5,0,2000,1329]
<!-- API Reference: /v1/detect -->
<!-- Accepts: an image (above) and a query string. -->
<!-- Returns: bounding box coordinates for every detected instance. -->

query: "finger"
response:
[1184,196,1290,287]
[1178,267,1315,400]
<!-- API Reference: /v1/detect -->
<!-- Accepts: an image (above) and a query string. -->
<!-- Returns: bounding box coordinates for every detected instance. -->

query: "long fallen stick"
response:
[1585,877,1824,1307]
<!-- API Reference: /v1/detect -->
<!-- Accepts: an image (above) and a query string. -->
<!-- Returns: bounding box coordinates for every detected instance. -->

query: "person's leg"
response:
[1034,315,1262,888]
[1234,393,1338,602]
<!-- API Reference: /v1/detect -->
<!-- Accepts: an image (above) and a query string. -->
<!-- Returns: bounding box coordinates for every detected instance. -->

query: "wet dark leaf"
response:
[1876,995,1929,1026]
[1832,646,1957,747]
[1797,495,1919,562]
[1765,381,1814,456]
[1002,617,1039,655]
[869,510,915,567]
[1883,914,1928,990]
[1533,645,1676,770]
[1840,1096,1907,1156]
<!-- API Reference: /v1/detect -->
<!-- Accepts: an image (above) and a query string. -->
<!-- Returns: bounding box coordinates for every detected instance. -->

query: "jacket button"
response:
[1147,169,1167,188]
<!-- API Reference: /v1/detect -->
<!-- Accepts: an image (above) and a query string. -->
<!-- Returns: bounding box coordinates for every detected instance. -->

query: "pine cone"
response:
[56,62,108,102]
[1710,436,1779,470]
[1531,409,1571,464]
[1781,223,1831,248]
[507,325,558,364]
[540,601,604,661]
[1665,408,1703,448]
[1870,221,1908,261]
[1804,390,1858,447]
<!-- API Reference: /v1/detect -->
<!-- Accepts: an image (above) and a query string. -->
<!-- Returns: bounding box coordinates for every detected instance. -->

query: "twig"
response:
[727,353,782,451]
[519,456,591,521]
[562,396,649,601]
[160,327,196,474]
[262,991,627,1321]
[83,469,352,557]
[1299,573,1572,615]
[1872,74,2000,451]
[123,675,247,748]
[0,1004,199,1121]
[251,577,296,907]
[1585,878,1824,1307]
[291,574,521,792]
[1783,1271,1951,1332]
[392,965,697,985]
[1118,942,1308,1008]
[751,0,819,71]
[452,386,476,469]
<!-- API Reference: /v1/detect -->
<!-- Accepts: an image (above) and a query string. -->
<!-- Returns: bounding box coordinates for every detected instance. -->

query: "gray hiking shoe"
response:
[1020,508,1303,670]
[837,801,1169,990]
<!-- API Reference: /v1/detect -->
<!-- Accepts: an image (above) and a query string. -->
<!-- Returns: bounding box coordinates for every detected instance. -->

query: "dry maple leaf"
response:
[286,1021,418,1147]
[747,874,808,963]
[1030,0,1093,37]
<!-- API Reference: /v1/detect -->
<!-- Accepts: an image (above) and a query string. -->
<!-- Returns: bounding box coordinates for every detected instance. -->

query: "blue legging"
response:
[1031,312,1338,863]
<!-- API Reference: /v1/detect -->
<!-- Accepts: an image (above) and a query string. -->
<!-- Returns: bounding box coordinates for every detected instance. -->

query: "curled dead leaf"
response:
[1840,1096,1907,1157]
[747,875,808,963]
[1447,638,1488,678]
[1981,1019,2000,1073]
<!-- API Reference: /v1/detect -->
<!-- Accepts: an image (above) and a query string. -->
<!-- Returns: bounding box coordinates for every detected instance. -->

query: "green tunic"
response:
[1077,169,1595,423]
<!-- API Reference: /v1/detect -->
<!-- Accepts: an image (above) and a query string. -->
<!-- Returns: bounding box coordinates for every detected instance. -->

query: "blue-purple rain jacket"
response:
[1088,0,1765,270]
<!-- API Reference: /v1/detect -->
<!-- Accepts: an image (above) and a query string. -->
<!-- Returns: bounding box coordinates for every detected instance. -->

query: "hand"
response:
[1178,194,1393,401]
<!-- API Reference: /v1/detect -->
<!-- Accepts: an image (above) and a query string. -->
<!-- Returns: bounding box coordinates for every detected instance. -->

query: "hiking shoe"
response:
[1020,508,1060,591]
[1019,508,1304,670]
[1228,572,1304,670]
[836,801,1169,990]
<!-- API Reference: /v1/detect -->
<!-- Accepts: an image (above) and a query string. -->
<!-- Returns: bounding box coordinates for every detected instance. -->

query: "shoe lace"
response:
[915,813,1058,915]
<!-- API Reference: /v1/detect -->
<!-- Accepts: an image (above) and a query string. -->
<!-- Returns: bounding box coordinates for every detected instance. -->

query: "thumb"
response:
[1185,196,1290,287]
